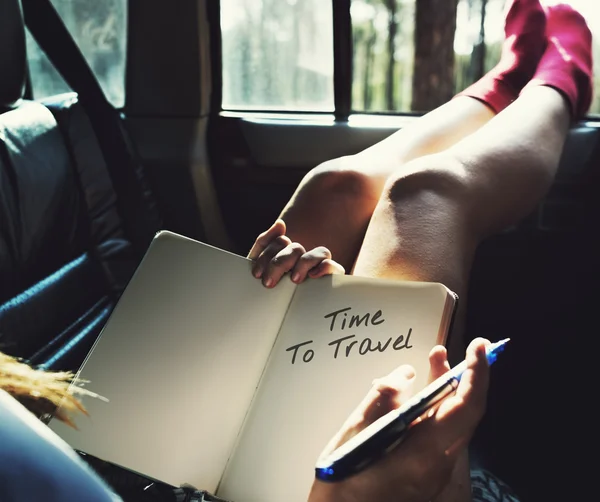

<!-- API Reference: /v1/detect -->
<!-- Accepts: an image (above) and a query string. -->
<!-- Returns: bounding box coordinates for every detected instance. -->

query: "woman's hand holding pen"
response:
[307,338,491,502]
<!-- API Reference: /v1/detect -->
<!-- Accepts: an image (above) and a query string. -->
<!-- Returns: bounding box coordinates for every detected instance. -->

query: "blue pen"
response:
[315,338,510,482]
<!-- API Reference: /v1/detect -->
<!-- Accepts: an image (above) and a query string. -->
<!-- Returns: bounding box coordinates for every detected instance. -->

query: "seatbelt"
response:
[21,0,160,258]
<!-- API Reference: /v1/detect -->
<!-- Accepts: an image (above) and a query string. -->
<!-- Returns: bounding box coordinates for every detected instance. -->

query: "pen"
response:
[315,338,510,482]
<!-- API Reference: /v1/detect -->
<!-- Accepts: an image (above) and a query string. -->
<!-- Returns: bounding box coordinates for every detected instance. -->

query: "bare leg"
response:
[353,86,570,359]
[278,98,494,270]
[274,0,547,271]
[353,4,591,499]
[351,86,571,502]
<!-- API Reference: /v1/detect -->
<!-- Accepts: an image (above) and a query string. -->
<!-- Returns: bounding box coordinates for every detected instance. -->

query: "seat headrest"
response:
[0,0,26,111]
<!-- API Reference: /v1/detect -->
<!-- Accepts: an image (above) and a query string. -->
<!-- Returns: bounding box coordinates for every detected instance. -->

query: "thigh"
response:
[350,154,480,362]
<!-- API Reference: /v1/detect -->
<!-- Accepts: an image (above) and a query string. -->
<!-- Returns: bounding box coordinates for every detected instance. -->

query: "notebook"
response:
[50,230,457,502]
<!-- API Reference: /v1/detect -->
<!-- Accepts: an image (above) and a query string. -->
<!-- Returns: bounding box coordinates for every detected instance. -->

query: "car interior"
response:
[0,0,598,500]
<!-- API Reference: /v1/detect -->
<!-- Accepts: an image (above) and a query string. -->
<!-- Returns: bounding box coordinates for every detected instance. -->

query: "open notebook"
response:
[50,231,457,502]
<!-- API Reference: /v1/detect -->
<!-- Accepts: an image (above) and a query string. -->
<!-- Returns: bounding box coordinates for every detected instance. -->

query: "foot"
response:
[523,4,594,119]
[456,0,547,113]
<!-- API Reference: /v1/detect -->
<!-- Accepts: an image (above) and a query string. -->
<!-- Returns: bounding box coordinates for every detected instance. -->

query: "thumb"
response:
[248,219,286,260]
[428,345,451,382]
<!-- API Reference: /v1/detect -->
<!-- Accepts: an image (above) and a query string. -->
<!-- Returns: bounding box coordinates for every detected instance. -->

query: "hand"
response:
[248,219,345,288]
[308,338,491,502]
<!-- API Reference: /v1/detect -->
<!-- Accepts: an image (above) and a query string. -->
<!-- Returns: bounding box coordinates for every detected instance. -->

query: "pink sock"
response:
[522,4,594,119]
[456,0,546,113]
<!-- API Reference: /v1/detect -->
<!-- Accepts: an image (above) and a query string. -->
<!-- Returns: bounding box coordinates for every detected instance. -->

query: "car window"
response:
[25,0,127,107]
[220,0,335,112]
[222,0,600,116]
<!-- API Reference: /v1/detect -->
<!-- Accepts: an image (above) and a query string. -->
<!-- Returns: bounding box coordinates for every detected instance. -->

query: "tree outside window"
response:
[222,0,600,116]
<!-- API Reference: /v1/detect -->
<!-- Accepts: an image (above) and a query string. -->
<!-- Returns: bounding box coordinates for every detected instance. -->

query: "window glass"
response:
[352,0,600,116]
[26,0,127,107]
[351,0,415,113]
[25,29,71,98]
[569,0,600,115]
[220,0,335,112]
[454,0,505,97]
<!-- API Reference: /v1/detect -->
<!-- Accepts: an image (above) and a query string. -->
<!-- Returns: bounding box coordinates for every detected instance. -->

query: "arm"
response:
[0,390,122,502]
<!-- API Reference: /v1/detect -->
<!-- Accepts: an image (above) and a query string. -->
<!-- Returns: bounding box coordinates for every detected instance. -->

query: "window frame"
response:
[210,0,599,123]
[211,0,355,119]
[209,0,432,120]
[23,0,128,110]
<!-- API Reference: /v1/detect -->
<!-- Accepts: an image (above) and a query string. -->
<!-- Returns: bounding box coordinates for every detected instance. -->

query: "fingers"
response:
[435,338,490,421]
[399,338,491,466]
[255,244,344,288]
[249,221,344,287]
[251,235,294,286]
[431,338,490,457]
[305,258,345,280]
[314,340,493,502]
[263,241,307,287]
[247,219,286,261]
[290,246,332,283]
[363,365,416,423]
[428,345,451,382]
[455,337,490,404]
[319,364,417,457]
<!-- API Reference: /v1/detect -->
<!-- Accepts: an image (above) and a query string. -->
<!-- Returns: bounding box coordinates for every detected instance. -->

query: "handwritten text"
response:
[285,306,414,364]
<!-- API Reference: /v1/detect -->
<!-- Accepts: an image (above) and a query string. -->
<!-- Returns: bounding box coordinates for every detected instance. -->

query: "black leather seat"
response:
[0,0,161,372]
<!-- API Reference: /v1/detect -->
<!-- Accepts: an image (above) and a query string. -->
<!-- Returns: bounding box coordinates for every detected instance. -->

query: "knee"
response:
[378,153,480,234]
[301,157,381,204]
[382,153,472,207]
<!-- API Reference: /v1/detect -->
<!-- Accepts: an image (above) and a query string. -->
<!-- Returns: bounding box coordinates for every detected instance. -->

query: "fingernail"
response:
[291,273,300,283]
[264,278,273,288]
[253,268,262,278]
[400,366,416,380]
